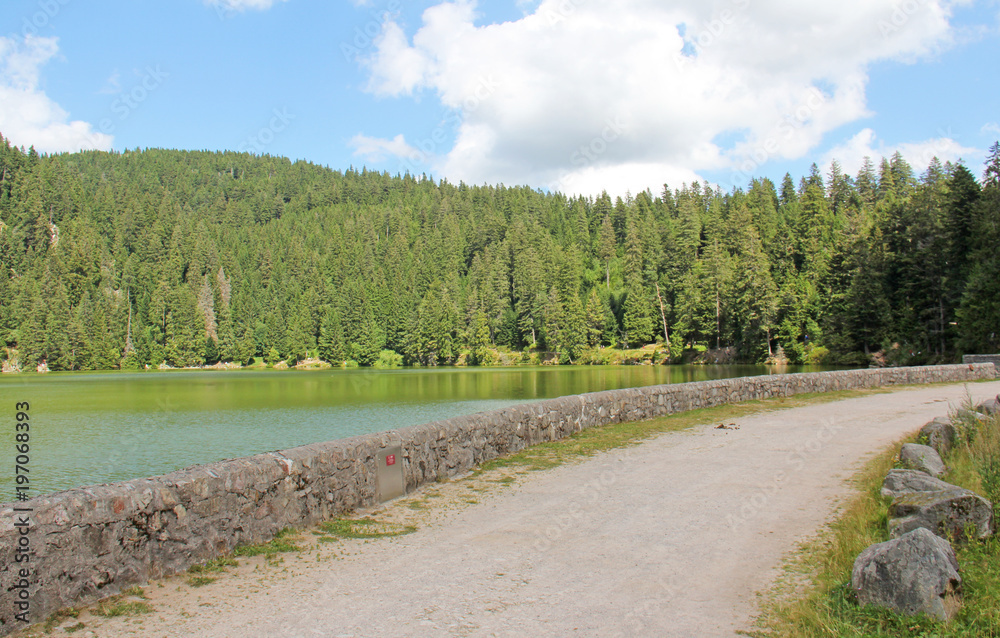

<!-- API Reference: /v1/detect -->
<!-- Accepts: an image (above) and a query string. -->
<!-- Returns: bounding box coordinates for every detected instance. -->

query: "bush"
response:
[373,349,403,369]
[804,345,829,365]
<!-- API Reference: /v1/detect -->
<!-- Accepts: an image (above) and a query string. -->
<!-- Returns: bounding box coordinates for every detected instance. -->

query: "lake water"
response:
[0,365,828,499]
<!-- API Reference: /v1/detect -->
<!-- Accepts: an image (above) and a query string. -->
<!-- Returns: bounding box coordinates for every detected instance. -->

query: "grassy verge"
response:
[751,404,1000,637]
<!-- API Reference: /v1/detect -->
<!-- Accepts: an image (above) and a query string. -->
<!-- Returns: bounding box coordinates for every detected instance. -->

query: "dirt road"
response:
[63,381,1000,638]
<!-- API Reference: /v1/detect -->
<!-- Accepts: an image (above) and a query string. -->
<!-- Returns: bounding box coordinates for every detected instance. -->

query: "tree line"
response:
[0,131,998,371]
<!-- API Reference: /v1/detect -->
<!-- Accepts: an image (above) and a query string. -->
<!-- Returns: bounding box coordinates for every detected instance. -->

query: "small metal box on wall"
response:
[376,444,405,502]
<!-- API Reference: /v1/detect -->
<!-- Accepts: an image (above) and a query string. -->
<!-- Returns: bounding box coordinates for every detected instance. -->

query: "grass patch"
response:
[91,596,154,618]
[187,556,239,574]
[317,517,417,540]
[120,586,147,599]
[186,576,217,588]
[232,527,300,557]
[752,405,1000,637]
[42,607,80,632]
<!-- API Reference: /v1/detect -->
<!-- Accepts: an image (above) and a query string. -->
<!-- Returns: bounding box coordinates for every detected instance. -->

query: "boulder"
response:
[889,487,995,541]
[881,469,956,500]
[919,418,958,457]
[955,409,987,423]
[852,527,962,621]
[975,395,999,416]
[900,443,946,477]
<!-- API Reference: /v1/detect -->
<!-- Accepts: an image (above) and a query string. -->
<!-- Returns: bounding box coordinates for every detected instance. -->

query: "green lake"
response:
[0,365,830,499]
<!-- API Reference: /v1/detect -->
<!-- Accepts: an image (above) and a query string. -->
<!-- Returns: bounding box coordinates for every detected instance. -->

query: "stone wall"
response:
[963,354,1000,368]
[0,363,995,633]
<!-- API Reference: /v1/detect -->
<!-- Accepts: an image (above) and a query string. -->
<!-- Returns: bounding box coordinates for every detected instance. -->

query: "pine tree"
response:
[470,307,493,365]
[598,215,616,291]
[584,288,605,347]
[622,220,653,347]
[957,142,1000,353]
[542,287,565,355]
[318,306,346,364]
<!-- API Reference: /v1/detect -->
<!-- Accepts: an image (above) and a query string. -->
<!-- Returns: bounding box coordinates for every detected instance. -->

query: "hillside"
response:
[0,133,998,371]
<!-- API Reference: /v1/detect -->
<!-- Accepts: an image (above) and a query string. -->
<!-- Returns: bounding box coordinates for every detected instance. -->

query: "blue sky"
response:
[1,0,998,197]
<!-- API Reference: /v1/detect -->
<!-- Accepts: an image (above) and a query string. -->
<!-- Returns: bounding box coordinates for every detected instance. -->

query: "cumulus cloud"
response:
[355,0,967,196]
[982,122,1000,137]
[822,128,980,176]
[0,35,112,154]
[350,133,420,163]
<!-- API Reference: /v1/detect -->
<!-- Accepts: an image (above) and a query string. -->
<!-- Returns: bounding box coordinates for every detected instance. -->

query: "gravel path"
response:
[66,381,1000,638]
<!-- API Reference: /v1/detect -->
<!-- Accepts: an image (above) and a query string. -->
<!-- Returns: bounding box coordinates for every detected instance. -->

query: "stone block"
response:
[852,527,961,621]
[889,488,994,541]
[900,443,947,477]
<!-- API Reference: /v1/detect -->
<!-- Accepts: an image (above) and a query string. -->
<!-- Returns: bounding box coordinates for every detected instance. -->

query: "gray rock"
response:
[852,527,962,621]
[889,487,995,541]
[881,469,956,499]
[900,443,946,477]
[919,418,958,457]
[955,408,987,423]
[975,396,999,416]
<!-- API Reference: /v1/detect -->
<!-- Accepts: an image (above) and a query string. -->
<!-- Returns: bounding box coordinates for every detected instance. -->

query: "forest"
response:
[0,131,998,371]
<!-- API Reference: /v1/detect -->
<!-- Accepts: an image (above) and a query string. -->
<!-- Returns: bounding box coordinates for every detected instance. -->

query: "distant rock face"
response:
[900,443,947,477]
[889,488,995,541]
[919,418,958,457]
[853,528,962,621]
[881,469,956,500]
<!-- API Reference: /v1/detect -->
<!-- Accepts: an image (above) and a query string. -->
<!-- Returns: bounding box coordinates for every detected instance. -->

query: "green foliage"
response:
[232,527,300,557]
[0,134,995,369]
[373,349,403,369]
[317,517,416,539]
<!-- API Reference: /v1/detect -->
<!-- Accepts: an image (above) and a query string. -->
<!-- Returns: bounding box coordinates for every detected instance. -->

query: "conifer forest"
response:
[1,131,998,371]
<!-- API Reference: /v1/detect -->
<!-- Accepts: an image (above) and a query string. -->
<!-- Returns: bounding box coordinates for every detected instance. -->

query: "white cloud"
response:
[983,122,1000,137]
[0,35,112,154]
[349,133,420,163]
[356,0,967,196]
[204,0,288,12]
[822,128,980,177]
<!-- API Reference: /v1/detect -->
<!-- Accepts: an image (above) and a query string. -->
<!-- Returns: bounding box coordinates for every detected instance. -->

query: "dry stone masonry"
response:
[0,363,995,634]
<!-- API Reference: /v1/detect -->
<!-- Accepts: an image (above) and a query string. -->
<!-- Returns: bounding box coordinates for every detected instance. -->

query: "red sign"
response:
[385,454,396,466]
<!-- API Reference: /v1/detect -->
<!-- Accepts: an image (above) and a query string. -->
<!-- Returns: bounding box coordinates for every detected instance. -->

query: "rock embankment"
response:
[853,395,999,620]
